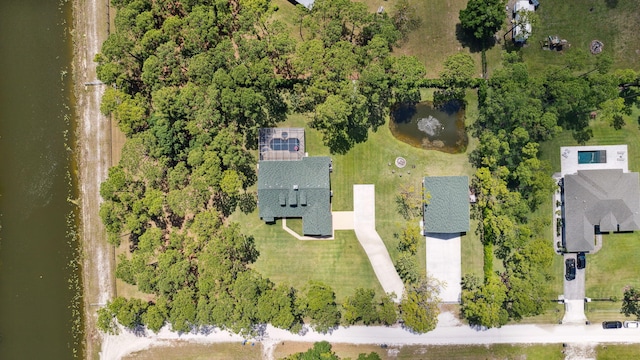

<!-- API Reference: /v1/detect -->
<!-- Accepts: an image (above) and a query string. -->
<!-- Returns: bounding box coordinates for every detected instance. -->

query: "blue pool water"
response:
[578,150,607,164]
[270,138,300,151]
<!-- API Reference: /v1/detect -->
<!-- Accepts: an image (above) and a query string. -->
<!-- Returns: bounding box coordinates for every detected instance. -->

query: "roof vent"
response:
[293,184,299,190]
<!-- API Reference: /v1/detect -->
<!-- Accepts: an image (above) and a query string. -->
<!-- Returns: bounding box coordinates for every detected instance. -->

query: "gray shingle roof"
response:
[258,157,332,236]
[564,169,640,252]
[423,176,470,234]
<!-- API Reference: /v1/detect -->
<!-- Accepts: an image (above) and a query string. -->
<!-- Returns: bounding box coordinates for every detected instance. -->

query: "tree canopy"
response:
[94,0,429,335]
[459,0,506,42]
[460,50,627,328]
[400,277,441,333]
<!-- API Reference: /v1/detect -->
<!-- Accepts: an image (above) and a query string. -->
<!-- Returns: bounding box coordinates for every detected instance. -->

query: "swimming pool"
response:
[270,138,300,151]
[578,150,607,164]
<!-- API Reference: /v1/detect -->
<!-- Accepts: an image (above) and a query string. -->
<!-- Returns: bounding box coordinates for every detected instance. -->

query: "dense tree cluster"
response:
[459,0,506,43]
[95,0,428,335]
[621,286,640,320]
[283,341,381,360]
[342,288,397,326]
[291,0,426,153]
[400,276,441,333]
[461,51,634,328]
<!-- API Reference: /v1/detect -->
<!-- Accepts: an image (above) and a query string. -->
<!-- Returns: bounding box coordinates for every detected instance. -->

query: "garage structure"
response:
[422,176,470,303]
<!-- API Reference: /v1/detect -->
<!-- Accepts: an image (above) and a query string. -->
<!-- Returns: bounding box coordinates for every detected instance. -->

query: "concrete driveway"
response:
[426,233,461,303]
[353,185,404,300]
[562,253,587,323]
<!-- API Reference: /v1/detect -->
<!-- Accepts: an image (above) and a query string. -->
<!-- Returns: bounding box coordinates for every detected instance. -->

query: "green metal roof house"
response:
[258,157,332,236]
[422,176,470,234]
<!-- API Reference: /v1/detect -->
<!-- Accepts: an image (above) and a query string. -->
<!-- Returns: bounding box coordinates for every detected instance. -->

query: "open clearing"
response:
[521,0,640,72]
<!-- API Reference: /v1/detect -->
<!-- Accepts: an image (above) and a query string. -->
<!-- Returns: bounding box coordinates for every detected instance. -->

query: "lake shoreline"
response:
[70,0,116,358]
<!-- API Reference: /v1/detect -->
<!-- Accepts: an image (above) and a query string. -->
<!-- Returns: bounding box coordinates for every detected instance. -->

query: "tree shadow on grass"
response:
[455,23,497,53]
[605,0,619,8]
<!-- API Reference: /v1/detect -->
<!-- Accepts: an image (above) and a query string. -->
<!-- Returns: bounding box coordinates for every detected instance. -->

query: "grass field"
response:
[123,342,262,360]
[119,340,640,359]
[377,0,504,78]
[270,0,505,78]
[596,344,640,359]
[274,342,566,360]
[520,0,640,73]
[587,232,640,300]
[231,211,386,301]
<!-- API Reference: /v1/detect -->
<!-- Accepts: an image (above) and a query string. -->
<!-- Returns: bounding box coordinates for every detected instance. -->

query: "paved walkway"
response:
[563,299,587,324]
[353,185,405,300]
[332,211,354,230]
[426,233,461,303]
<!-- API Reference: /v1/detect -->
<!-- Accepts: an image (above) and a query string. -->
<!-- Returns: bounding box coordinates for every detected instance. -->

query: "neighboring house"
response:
[289,0,314,9]
[513,0,535,44]
[560,145,640,253]
[422,176,470,235]
[257,128,332,237]
[563,169,640,253]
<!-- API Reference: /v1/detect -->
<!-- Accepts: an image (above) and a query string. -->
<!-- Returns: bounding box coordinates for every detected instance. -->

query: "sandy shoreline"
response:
[71,0,115,358]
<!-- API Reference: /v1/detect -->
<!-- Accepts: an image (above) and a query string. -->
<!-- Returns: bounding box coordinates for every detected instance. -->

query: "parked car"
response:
[603,321,623,329]
[577,252,586,269]
[624,321,639,328]
[565,258,576,281]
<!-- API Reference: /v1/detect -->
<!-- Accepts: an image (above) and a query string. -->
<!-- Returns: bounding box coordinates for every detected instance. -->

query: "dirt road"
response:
[101,311,640,360]
[72,0,115,358]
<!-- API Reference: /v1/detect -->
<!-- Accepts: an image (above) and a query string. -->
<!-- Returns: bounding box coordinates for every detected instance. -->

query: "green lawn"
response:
[230,209,385,301]
[520,0,640,72]
[382,0,504,78]
[395,344,565,360]
[586,232,640,300]
[230,90,481,299]
[284,218,303,236]
[123,342,262,360]
[275,342,566,360]
[539,107,640,173]
[596,344,640,359]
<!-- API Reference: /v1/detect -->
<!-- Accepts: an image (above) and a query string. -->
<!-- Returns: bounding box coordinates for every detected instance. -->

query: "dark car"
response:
[565,258,576,281]
[577,252,586,269]
[603,321,623,329]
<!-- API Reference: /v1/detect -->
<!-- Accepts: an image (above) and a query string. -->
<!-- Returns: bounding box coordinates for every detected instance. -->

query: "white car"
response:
[624,321,639,328]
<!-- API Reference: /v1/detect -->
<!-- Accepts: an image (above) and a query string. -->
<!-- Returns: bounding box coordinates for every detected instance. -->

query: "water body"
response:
[0,0,82,358]
[390,101,468,154]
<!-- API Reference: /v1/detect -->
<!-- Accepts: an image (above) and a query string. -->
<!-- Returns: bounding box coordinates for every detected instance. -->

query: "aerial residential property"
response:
[422,176,470,303]
[77,0,640,356]
[559,145,640,253]
[257,128,333,237]
[422,176,470,236]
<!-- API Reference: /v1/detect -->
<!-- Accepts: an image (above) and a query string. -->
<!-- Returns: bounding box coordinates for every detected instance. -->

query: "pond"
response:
[0,0,82,358]
[389,101,467,153]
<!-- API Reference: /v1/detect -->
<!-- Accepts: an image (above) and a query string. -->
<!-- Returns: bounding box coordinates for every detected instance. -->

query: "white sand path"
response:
[101,310,640,359]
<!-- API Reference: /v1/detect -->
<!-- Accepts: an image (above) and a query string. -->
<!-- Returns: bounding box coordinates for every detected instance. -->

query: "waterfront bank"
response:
[70,0,116,358]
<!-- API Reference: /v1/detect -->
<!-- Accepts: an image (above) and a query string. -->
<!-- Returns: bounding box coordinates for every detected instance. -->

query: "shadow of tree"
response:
[390,103,417,124]
[605,0,619,8]
[455,23,496,53]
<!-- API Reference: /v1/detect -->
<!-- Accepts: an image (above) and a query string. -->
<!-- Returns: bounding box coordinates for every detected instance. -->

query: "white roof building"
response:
[513,0,535,43]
